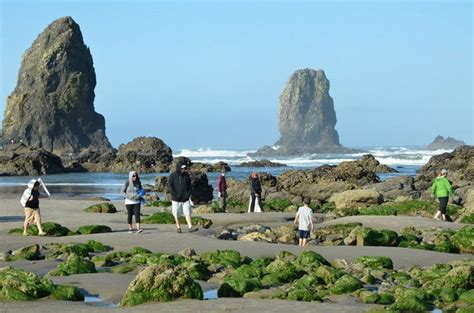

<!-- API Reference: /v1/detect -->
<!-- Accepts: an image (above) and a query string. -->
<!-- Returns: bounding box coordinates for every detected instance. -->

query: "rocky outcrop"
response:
[2,17,113,155]
[278,69,340,149]
[170,156,231,173]
[0,143,65,176]
[249,69,361,156]
[227,155,385,204]
[365,176,420,200]
[427,136,466,150]
[108,137,173,173]
[415,145,474,201]
[329,190,383,209]
[238,159,287,167]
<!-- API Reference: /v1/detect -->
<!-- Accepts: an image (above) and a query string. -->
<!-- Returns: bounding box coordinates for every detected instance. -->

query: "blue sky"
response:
[1,0,472,151]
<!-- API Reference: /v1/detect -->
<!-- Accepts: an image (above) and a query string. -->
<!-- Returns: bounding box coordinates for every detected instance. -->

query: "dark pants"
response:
[250,193,263,212]
[126,203,141,224]
[220,191,227,211]
[438,197,448,214]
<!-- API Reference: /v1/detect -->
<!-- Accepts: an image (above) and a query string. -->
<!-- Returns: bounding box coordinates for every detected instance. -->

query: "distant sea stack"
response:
[2,16,113,156]
[427,136,466,150]
[250,69,359,157]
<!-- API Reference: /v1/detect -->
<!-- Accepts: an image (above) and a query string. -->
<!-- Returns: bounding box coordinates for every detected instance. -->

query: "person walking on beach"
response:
[121,171,145,233]
[248,172,263,213]
[167,162,198,233]
[217,169,228,212]
[431,169,454,221]
[294,197,314,247]
[20,179,50,236]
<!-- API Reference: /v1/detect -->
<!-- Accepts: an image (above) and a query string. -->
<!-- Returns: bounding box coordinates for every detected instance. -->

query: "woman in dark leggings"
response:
[120,171,144,233]
[431,169,454,221]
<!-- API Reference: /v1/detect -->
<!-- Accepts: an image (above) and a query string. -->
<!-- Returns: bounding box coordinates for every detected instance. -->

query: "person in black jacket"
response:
[167,161,198,233]
[248,172,263,212]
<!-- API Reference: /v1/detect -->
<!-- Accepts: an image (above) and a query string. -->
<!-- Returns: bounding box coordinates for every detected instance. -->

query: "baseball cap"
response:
[181,164,187,169]
[441,169,448,174]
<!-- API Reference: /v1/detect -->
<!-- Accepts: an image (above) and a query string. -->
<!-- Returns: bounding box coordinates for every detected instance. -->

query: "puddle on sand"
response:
[203,289,218,300]
[84,295,118,307]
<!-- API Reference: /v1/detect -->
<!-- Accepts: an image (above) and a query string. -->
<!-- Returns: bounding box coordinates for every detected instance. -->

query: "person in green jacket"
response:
[431,169,454,221]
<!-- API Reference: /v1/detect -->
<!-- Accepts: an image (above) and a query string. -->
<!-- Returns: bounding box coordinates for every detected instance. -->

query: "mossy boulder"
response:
[266,259,300,283]
[0,267,82,301]
[201,250,241,268]
[84,202,117,213]
[263,198,293,212]
[145,200,172,207]
[47,240,108,259]
[295,251,330,272]
[439,287,458,303]
[452,226,474,254]
[0,267,54,300]
[218,277,262,297]
[9,222,73,236]
[329,274,363,294]
[51,285,84,301]
[180,261,212,281]
[359,290,380,304]
[460,213,474,224]
[129,246,152,255]
[233,264,265,280]
[459,289,474,304]
[110,264,137,274]
[9,244,42,261]
[423,266,474,291]
[142,212,212,228]
[76,225,112,235]
[275,250,297,262]
[286,288,323,302]
[91,255,115,267]
[355,256,394,269]
[315,265,344,285]
[350,227,399,246]
[120,264,203,306]
[378,292,395,305]
[390,295,431,312]
[48,254,97,276]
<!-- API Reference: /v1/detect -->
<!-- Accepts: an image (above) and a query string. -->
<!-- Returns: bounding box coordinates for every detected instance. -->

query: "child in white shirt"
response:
[293,197,314,246]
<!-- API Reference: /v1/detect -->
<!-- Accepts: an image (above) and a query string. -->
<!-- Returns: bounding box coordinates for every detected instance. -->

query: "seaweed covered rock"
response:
[218,277,262,297]
[0,267,83,301]
[345,227,398,247]
[48,253,97,276]
[9,222,73,236]
[201,250,241,268]
[76,225,112,234]
[355,256,394,270]
[120,264,203,306]
[84,202,117,213]
[142,212,212,228]
[46,240,108,259]
[329,274,363,294]
[8,244,42,261]
[295,251,330,272]
[451,226,474,254]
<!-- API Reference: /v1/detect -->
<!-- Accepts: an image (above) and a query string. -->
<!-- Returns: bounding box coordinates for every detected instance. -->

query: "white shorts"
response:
[172,200,192,217]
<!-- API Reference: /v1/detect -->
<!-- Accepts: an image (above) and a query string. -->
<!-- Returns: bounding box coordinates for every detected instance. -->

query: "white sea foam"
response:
[175,146,454,167]
[176,148,256,158]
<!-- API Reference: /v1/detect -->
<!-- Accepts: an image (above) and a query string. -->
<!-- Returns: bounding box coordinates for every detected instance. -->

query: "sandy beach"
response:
[1,197,472,312]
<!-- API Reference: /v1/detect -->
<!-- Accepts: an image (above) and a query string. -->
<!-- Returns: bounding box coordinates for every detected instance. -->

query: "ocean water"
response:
[0,146,450,200]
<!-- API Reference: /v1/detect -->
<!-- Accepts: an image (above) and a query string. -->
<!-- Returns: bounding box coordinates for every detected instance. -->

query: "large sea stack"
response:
[2,16,113,155]
[250,69,358,157]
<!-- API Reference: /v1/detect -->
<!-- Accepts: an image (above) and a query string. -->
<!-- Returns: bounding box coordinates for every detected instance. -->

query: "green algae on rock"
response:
[84,202,117,213]
[142,212,212,228]
[120,264,203,306]
[0,267,83,301]
[355,256,394,270]
[201,250,241,268]
[76,225,112,234]
[48,253,97,276]
[9,222,73,236]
